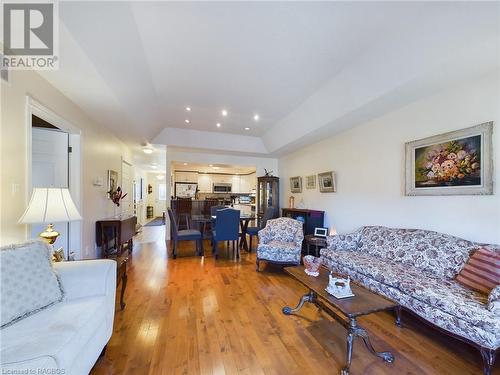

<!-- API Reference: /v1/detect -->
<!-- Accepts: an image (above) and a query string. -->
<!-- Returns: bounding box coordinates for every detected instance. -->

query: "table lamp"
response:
[18,188,82,244]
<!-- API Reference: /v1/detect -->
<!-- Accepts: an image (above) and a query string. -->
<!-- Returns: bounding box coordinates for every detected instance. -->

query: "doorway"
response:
[28,98,82,259]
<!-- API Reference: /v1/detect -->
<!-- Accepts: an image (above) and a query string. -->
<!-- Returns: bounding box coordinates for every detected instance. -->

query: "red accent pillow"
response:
[456,247,500,295]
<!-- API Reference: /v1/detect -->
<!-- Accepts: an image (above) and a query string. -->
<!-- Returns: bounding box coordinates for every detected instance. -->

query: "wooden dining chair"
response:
[167,208,203,259]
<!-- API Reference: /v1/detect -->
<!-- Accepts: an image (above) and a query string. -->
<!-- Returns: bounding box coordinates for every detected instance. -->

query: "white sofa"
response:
[0,259,116,374]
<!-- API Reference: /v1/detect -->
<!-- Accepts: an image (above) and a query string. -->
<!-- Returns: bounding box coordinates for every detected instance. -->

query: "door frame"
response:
[25,96,83,258]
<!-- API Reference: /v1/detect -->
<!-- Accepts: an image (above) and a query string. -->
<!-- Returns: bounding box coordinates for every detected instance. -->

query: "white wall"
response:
[1,69,132,258]
[279,73,500,244]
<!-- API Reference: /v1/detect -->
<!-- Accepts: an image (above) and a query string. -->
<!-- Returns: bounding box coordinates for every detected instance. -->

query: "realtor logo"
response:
[2,1,59,69]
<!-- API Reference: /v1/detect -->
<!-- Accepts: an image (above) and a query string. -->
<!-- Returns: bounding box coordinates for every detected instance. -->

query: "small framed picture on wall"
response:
[290,176,302,193]
[318,171,336,193]
[107,169,118,195]
[306,175,316,189]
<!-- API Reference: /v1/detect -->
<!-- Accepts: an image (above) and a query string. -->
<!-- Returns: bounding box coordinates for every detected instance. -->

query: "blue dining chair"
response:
[212,208,240,259]
[246,206,277,252]
[168,208,203,259]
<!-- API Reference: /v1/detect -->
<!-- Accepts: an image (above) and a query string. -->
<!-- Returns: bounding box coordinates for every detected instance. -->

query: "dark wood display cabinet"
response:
[256,176,279,220]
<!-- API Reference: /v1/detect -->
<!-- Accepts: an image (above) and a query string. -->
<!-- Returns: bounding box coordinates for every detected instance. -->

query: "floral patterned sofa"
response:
[256,217,304,271]
[320,226,499,375]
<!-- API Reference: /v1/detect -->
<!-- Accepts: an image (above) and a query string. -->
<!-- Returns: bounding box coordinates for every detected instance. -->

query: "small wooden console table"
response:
[283,266,398,375]
[96,215,136,310]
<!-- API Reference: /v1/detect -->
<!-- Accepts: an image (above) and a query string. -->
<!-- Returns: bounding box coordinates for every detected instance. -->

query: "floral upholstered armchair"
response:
[256,217,304,271]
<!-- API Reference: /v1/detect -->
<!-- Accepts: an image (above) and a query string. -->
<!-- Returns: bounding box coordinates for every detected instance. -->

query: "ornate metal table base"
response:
[283,290,394,375]
[282,291,316,315]
[341,318,394,375]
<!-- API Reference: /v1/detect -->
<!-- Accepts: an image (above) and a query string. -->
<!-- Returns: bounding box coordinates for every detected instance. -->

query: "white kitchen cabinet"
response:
[239,173,256,193]
[239,175,248,193]
[231,175,241,193]
[198,174,212,192]
[174,171,257,194]
[175,171,197,182]
[211,174,232,184]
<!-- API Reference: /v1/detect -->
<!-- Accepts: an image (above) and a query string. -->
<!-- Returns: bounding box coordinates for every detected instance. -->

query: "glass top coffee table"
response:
[283,266,399,375]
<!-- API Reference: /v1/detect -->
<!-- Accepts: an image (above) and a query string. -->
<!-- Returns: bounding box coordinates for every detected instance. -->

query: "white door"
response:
[31,127,69,253]
[155,181,167,217]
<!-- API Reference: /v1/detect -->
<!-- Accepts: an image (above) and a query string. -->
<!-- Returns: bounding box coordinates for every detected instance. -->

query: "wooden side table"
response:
[304,234,327,257]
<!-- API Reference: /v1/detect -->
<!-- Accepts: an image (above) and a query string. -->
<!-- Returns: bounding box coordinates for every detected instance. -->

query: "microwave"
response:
[213,183,232,193]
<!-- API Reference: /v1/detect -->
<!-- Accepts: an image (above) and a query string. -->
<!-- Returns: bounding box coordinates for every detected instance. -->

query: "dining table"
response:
[192,212,256,251]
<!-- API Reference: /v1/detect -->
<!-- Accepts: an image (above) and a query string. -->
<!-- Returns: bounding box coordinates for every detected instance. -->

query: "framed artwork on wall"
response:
[405,122,493,196]
[107,170,118,196]
[318,171,336,192]
[290,176,302,193]
[306,175,316,189]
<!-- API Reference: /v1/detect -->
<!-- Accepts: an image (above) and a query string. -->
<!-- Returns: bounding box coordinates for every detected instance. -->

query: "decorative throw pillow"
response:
[455,247,500,295]
[1,240,64,327]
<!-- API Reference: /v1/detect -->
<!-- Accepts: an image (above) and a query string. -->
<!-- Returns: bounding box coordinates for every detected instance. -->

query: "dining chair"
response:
[246,206,277,252]
[176,198,192,230]
[204,205,226,238]
[210,205,227,216]
[167,208,203,259]
[212,208,240,259]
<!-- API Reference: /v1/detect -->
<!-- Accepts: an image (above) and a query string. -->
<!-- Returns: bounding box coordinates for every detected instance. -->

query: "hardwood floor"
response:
[91,226,498,375]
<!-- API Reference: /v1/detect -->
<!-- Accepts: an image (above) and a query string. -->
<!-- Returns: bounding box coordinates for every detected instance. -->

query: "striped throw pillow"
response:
[456,247,500,295]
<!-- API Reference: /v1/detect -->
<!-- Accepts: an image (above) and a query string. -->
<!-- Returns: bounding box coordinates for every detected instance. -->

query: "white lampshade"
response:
[18,188,82,224]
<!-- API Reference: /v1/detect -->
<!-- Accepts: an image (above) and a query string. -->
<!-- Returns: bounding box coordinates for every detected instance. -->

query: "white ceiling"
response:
[40,1,499,161]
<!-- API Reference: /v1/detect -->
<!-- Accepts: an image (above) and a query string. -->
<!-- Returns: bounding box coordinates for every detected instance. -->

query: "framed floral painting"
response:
[405,122,493,196]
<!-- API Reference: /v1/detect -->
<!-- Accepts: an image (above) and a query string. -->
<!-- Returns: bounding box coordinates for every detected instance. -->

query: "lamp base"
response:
[39,224,59,245]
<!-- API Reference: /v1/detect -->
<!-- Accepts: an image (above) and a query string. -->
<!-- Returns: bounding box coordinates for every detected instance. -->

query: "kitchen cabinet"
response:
[173,171,257,194]
[231,175,240,192]
[197,174,211,193]
[239,173,256,193]
[175,171,197,183]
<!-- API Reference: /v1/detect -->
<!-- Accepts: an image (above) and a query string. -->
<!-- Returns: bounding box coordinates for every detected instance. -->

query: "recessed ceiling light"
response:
[143,147,153,154]
[183,162,188,166]
[221,109,228,117]
[151,165,157,169]
[244,127,250,130]
[209,164,213,167]
[216,122,221,128]
[185,106,191,111]
[253,114,260,121]
[185,119,190,124]
[212,166,220,170]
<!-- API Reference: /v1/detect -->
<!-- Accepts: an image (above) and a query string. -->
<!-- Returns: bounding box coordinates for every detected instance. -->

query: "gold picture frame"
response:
[318,171,336,193]
[290,176,302,193]
[306,175,316,189]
